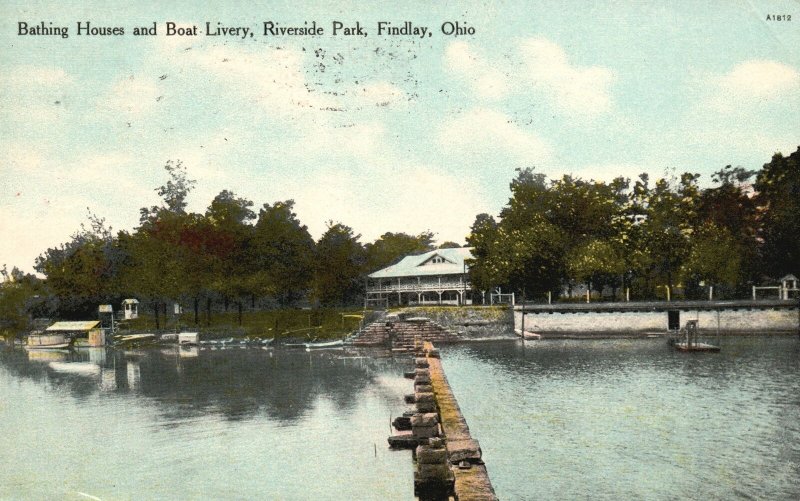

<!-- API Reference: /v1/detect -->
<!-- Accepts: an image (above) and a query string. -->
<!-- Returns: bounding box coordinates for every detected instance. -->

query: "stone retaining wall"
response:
[515,300,799,336]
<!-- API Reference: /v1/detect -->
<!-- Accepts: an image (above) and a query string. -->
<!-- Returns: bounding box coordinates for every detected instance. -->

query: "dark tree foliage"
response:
[364,231,435,272]
[313,222,366,307]
[251,201,315,306]
[755,147,800,278]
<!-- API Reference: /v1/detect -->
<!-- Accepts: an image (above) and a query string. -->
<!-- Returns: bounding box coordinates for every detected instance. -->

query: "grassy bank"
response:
[121,308,376,341]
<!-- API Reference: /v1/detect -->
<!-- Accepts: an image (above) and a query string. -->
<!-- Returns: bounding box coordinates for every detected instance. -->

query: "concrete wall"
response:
[515,301,799,335]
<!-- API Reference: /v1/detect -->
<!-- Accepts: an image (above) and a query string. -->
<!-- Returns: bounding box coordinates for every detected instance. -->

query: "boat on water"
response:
[304,339,344,350]
[674,342,720,352]
[515,329,542,340]
[115,333,157,346]
[178,332,199,346]
[26,333,72,350]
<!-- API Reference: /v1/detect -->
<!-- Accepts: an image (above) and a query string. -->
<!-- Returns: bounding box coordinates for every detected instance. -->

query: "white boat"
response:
[304,339,344,350]
[115,333,156,346]
[178,332,199,345]
[515,329,542,340]
[26,333,72,350]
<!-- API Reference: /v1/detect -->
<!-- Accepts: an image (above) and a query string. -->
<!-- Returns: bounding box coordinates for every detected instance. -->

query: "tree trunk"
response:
[251,294,255,309]
[153,301,160,330]
[206,298,212,326]
[237,301,243,326]
[194,297,199,325]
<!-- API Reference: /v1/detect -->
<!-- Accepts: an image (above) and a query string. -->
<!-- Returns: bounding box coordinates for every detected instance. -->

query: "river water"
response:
[441,336,800,500]
[2,336,798,500]
[0,346,414,500]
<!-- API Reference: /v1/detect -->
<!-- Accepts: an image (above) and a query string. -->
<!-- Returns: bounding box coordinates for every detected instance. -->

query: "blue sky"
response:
[2,0,799,272]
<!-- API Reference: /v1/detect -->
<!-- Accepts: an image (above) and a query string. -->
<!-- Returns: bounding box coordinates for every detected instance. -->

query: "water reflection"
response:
[0,344,415,500]
[2,345,410,425]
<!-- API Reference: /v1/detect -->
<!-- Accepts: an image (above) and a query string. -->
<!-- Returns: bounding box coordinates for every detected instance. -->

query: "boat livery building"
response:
[365,247,474,307]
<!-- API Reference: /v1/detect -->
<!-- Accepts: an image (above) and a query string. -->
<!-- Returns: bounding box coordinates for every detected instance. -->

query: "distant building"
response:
[365,247,474,307]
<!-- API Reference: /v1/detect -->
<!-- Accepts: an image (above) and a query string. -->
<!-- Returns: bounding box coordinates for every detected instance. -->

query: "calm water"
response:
[0,346,414,500]
[441,336,800,500]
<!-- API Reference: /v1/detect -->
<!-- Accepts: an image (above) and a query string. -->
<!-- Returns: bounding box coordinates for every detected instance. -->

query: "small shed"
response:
[780,274,798,300]
[122,299,139,320]
[46,320,104,347]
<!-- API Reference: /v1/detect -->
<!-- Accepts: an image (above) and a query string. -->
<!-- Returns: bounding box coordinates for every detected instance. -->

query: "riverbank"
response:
[95,308,375,341]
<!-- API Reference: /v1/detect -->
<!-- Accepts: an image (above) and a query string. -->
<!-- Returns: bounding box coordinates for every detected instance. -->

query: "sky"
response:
[2,0,799,273]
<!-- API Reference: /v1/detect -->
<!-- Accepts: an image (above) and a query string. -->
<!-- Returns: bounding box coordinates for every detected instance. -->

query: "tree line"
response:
[6,160,441,327]
[1,147,798,333]
[468,147,800,301]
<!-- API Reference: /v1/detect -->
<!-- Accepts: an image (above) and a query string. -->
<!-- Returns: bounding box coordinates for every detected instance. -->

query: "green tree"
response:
[251,200,315,306]
[567,239,626,299]
[0,266,48,338]
[34,210,122,316]
[754,147,800,278]
[364,231,435,272]
[204,190,256,325]
[681,222,741,298]
[313,222,366,306]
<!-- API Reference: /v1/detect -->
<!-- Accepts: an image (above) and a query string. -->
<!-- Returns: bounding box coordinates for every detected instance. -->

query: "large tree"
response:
[364,231,435,272]
[313,222,366,306]
[755,147,800,278]
[251,200,315,306]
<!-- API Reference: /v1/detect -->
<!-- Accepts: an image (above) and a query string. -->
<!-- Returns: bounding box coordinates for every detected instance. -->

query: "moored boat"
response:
[26,333,72,350]
[515,329,542,340]
[304,339,344,350]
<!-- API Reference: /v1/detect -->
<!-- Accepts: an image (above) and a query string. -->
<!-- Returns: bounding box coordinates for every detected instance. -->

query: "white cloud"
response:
[719,60,800,99]
[445,41,510,100]
[703,60,800,112]
[517,38,615,117]
[437,108,552,164]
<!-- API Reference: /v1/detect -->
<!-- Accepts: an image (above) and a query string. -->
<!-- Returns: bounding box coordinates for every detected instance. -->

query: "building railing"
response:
[366,280,471,293]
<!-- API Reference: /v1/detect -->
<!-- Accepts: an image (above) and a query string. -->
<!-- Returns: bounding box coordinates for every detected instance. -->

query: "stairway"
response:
[350,318,461,351]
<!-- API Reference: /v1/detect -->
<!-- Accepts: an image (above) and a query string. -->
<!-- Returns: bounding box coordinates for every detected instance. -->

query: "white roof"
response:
[46,321,100,332]
[122,298,139,304]
[369,247,473,279]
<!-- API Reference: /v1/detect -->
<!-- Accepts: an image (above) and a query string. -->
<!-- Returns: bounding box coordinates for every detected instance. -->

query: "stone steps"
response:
[350,319,461,349]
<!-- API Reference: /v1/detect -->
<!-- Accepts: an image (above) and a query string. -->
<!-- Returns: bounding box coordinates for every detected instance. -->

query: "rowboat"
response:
[304,339,344,350]
[515,329,542,340]
[115,333,156,346]
[26,333,72,350]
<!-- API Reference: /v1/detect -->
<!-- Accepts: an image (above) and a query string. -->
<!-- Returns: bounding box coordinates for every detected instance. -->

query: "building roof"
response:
[369,247,474,279]
[122,298,139,304]
[46,320,100,332]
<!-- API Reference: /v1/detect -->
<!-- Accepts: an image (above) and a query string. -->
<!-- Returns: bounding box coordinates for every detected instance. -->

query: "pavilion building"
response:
[365,247,474,307]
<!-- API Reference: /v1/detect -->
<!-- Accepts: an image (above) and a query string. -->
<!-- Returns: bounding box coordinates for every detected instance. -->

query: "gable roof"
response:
[369,247,473,278]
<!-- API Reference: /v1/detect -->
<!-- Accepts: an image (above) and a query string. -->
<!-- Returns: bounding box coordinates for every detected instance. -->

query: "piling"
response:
[389,339,498,500]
